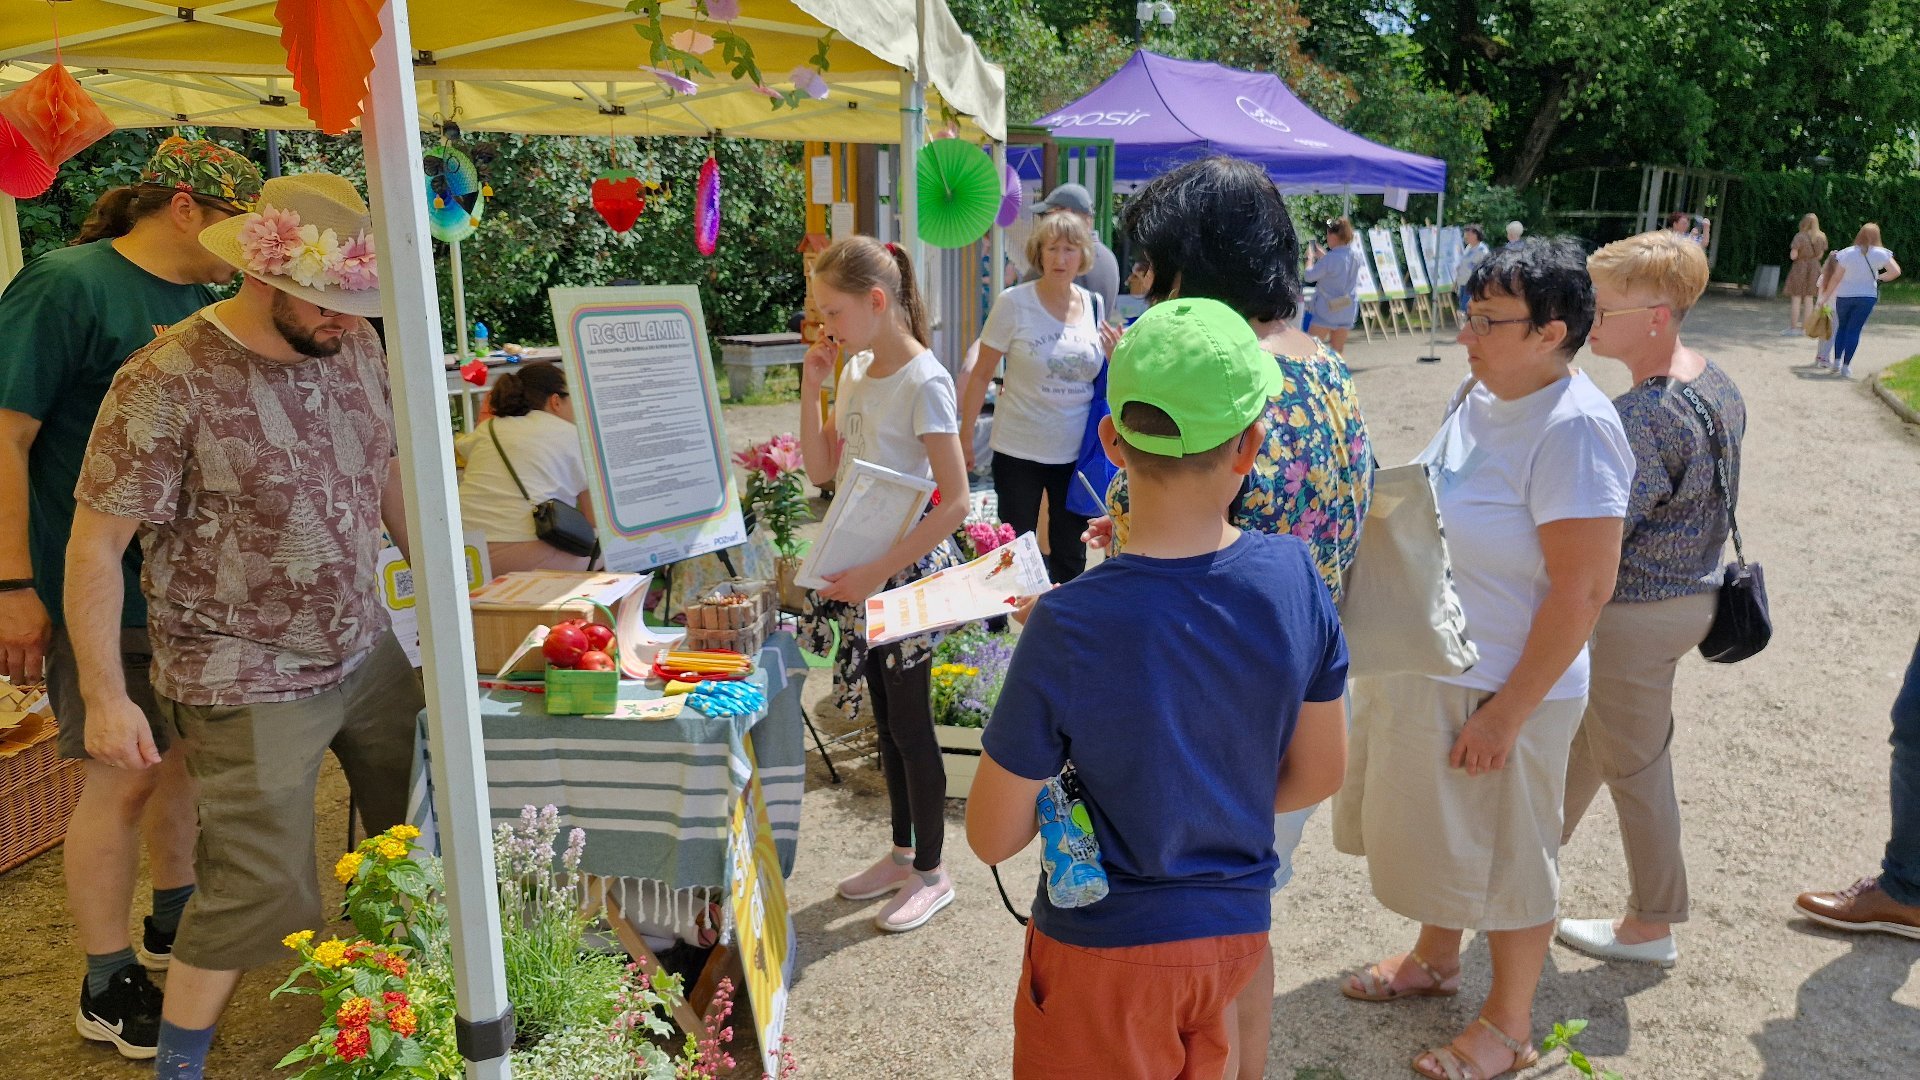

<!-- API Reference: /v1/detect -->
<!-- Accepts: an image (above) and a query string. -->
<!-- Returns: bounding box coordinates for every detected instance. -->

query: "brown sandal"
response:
[1411,1017,1541,1080]
[1341,950,1462,1001]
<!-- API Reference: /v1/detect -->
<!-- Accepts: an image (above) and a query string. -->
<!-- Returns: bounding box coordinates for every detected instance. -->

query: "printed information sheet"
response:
[864,532,1049,646]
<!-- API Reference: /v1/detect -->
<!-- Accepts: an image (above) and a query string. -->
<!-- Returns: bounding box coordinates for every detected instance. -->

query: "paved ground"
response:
[4,294,1919,1078]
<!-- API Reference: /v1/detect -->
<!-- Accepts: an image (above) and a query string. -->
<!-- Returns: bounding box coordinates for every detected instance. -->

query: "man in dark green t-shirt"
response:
[0,136,260,1060]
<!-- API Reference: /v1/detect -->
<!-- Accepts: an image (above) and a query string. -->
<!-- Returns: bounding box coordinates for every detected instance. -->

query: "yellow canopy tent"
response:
[0,4,1003,1076]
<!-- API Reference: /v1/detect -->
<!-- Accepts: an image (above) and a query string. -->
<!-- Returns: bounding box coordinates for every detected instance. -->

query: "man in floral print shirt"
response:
[65,174,419,1080]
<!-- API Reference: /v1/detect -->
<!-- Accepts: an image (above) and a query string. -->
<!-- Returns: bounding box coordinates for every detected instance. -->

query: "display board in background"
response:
[550,285,748,572]
[1352,238,1381,301]
[1399,224,1431,294]
[1367,227,1407,297]
[1436,226,1464,288]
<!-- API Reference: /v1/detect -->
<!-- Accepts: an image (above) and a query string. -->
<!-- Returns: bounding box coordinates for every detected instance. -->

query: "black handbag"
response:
[486,421,598,559]
[1677,383,1770,663]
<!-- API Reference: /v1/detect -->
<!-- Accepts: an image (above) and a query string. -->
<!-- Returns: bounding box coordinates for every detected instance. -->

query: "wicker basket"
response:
[0,707,85,874]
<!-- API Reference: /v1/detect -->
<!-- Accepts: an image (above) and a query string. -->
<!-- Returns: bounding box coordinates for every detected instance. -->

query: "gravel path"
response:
[4,295,1917,1078]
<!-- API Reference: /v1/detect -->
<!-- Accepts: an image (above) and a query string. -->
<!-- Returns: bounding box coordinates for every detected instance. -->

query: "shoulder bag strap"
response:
[485,419,535,506]
[1415,376,1481,464]
[1675,381,1745,569]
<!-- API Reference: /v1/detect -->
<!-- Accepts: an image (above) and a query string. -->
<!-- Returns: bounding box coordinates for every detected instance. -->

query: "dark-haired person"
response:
[1303,217,1362,353]
[0,136,261,1059]
[1334,238,1633,1080]
[1666,210,1709,247]
[1085,155,1372,1079]
[456,362,595,574]
[1455,224,1491,319]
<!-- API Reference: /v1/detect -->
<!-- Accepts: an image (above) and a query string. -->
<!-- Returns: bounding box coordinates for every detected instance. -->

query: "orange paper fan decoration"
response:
[277,0,384,135]
[0,64,115,198]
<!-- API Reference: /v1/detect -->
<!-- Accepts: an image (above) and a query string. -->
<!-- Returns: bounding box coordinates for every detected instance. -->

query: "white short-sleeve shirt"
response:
[979,282,1104,464]
[457,410,589,544]
[833,349,959,484]
[1424,371,1635,700]
[1832,245,1894,298]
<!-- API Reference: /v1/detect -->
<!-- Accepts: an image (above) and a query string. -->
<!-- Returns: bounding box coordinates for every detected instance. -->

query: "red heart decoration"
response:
[591,169,645,233]
[460,359,489,387]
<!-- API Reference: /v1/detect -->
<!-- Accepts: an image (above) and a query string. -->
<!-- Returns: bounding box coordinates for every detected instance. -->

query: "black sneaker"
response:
[76,965,162,1060]
[137,915,174,970]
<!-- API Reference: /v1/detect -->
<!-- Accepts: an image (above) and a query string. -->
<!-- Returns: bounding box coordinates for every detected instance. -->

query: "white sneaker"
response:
[1555,918,1678,967]
[1840,364,1854,378]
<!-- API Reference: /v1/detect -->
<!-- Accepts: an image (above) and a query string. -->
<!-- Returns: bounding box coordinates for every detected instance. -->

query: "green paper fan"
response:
[916,139,999,249]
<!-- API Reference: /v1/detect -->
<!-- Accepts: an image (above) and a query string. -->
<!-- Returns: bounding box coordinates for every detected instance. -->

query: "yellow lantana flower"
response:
[374,837,408,861]
[389,824,422,842]
[282,929,315,951]
[334,851,365,884]
[312,939,350,969]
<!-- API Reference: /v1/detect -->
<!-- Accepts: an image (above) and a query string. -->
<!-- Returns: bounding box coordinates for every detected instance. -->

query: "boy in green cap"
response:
[967,297,1352,1077]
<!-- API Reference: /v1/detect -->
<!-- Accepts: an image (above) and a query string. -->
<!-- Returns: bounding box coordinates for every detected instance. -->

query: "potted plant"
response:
[734,434,812,612]
[930,627,1016,799]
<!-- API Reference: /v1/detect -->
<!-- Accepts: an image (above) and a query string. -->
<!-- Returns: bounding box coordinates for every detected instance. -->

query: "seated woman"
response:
[457,362,595,574]
[1333,238,1634,1080]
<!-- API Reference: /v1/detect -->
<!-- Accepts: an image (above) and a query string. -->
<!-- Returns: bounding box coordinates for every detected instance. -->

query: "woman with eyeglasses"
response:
[1335,238,1633,1080]
[1551,230,1745,972]
[456,361,596,573]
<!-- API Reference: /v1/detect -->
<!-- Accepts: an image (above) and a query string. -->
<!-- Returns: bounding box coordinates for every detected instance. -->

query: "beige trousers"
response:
[1562,590,1717,924]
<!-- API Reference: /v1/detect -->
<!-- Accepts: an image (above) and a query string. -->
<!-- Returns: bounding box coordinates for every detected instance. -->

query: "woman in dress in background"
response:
[1783,213,1828,334]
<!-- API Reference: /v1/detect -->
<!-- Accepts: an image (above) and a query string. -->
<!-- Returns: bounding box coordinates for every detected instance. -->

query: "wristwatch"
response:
[0,578,35,593]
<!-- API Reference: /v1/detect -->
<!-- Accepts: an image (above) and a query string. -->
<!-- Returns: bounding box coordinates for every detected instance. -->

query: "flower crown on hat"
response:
[236,205,377,293]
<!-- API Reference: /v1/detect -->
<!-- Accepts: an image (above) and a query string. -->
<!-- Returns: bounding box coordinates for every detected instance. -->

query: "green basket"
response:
[543,598,621,715]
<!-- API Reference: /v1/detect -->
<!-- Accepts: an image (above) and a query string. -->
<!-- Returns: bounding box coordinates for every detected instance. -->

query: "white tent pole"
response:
[1416,188,1444,364]
[899,0,927,271]
[364,4,514,1078]
[0,193,23,285]
[989,141,1006,299]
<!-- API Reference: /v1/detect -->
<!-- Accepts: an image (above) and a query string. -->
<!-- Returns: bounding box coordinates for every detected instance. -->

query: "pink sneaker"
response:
[837,853,915,900]
[875,867,954,932]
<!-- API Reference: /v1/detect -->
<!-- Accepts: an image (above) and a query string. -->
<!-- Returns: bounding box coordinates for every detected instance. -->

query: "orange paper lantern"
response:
[277,0,383,135]
[0,64,115,199]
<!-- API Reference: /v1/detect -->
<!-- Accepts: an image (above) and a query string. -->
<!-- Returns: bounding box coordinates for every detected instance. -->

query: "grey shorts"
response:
[47,624,169,760]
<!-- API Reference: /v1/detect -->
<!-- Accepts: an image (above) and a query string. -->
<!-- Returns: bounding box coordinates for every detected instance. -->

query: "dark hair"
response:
[71,186,177,245]
[1116,401,1246,476]
[1463,224,1484,244]
[1666,211,1691,230]
[488,362,570,417]
[1120,155,1300,323]
[1465,236,1595,355]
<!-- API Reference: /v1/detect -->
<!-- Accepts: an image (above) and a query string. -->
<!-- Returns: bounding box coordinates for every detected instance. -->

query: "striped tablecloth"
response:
[408,634,806,924]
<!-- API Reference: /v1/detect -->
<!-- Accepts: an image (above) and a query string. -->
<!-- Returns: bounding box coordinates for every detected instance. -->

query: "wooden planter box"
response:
[935,724,984,800]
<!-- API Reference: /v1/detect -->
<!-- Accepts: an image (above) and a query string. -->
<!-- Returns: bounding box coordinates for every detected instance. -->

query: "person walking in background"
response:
[1335,238,1633,1080]
[1456,224,1492,318]
[961,210,1117,585]
[1304,218,1363,354]
[455,362,595,574]
[1783,213,1828,334]
[1667,211,1710,248]
[0,137,262,1061]
[1820,224,1902,378]
[1556,231,1745,968]
[1794,633,1920,941]
[800,237,971,933]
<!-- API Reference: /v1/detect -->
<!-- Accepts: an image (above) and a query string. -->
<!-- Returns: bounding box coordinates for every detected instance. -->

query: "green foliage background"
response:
[1716,173,1920,283]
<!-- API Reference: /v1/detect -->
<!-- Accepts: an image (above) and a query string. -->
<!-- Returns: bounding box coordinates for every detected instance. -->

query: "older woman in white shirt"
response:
[457,362,595,573]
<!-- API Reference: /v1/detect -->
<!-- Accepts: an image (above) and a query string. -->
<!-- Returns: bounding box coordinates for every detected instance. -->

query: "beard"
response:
[271,291,346,358]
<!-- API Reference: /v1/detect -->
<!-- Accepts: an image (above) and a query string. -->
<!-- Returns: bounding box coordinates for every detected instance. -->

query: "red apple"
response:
[583,623,615,652]
[576,650,616,671]
[542,623,590,668]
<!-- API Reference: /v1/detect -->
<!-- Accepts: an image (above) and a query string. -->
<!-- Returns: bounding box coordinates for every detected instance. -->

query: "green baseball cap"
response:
[1108,297,1281,457]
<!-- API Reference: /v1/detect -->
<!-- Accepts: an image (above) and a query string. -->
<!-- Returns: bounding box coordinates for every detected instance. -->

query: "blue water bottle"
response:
[473,321,491,356]
[1036,763,1108,908]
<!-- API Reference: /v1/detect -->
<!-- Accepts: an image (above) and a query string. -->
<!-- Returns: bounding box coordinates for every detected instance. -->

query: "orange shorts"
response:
[1012,924,1267,1080]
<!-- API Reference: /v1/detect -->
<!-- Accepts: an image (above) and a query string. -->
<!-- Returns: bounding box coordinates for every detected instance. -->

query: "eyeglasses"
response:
[1595,304,1668,324]
[1462,314,1533,336]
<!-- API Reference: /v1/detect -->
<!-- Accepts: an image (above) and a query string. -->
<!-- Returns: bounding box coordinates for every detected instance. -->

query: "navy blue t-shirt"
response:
[982,530,1349,949]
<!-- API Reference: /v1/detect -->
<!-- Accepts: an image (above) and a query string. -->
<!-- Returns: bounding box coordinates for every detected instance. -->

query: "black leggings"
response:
[992,452,1090,584]
[865,643,945,871]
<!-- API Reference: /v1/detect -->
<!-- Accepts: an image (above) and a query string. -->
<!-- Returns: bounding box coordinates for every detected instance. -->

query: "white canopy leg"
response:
[1,193,23,286]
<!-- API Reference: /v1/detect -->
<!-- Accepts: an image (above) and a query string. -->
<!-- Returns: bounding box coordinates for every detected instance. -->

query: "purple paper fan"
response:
[696,156,721,256]
[995,162,1023,228]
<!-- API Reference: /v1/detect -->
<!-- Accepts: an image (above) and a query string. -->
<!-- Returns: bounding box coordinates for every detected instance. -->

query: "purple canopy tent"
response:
[1035,51,1446,195]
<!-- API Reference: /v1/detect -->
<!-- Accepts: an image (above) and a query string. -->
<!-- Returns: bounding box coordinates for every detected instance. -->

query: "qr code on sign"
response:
[392,568,415,601]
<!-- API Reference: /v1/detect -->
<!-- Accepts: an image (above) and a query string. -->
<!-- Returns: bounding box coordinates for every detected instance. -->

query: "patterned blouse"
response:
[1611,361,1745,603]
[1107,340,1373,600]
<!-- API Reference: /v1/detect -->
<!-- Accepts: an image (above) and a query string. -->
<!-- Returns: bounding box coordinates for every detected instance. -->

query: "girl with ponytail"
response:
[456,362,595,573]
[798,236,970,933]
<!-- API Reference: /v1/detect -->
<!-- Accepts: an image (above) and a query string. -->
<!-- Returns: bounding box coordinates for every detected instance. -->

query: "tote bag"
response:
[1066,290,1117,519]
[1336,382,1478,677]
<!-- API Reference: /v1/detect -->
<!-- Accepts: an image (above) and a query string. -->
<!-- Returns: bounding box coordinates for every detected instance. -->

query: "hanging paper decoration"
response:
[460,359,490,387]
[995,161,1023,229]
[917,139,1001,249]
[277,0,382,135]
[695,156,722,256]
[423,145,486,243]
[0,64,115,199]
[591,167,645,233]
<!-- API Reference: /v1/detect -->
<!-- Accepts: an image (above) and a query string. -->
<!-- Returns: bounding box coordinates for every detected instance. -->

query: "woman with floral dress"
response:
[1087,154,1373,1080]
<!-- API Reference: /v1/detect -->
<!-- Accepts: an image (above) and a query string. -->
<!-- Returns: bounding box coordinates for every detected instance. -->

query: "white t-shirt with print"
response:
[457,410,589,543]
[833,349,959,485]
[1423,371,1635,701]
[1832,245,1894,298]
[979,282,1104,464]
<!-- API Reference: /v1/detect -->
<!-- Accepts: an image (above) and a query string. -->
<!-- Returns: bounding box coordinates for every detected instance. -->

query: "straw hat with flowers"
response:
[199,173,382,318]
